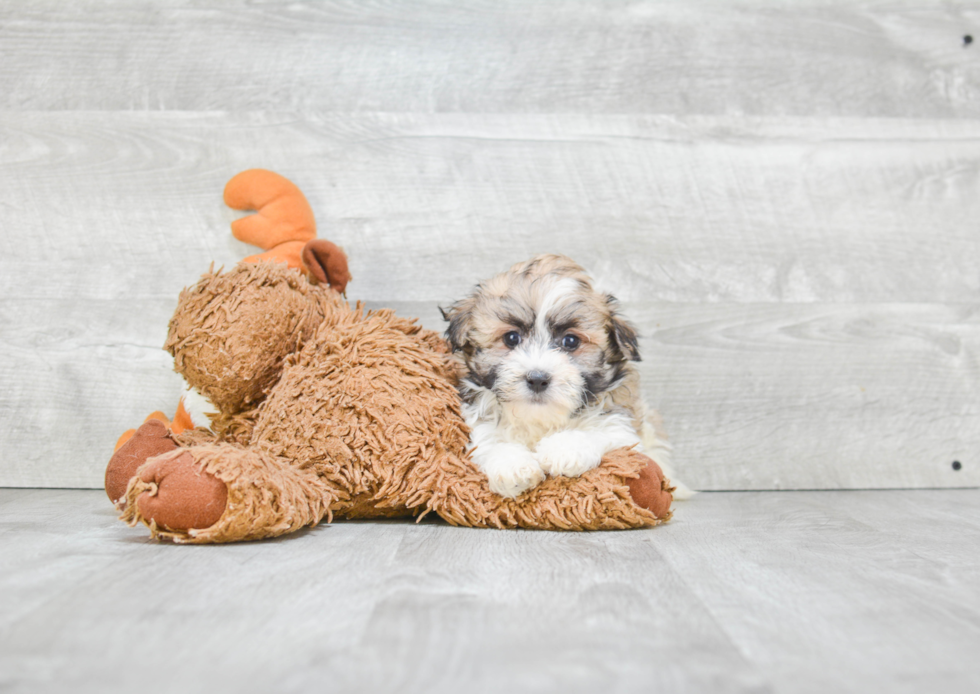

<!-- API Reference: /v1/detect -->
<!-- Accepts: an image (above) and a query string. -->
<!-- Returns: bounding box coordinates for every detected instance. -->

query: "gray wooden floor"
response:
[2,488,978,694]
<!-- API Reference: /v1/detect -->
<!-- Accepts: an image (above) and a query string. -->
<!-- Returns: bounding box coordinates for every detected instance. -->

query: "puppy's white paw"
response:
[535,430,605,478]
[480,446,546,498]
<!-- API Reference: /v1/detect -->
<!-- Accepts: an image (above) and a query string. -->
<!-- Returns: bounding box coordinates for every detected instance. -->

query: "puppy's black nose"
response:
[526,371,550,394]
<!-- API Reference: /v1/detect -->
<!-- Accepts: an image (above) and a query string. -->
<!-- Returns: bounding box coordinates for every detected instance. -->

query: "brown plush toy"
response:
[105,170,674,543]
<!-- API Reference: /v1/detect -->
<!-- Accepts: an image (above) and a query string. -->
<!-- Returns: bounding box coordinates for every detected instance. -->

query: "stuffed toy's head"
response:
[165,168,356,415]
[164,262,343,415]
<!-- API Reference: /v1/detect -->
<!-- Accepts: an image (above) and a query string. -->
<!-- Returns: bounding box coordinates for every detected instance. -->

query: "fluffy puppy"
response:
[442,254,675,498]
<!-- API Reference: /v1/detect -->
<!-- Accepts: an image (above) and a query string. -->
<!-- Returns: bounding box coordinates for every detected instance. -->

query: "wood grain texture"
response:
[2,1,979,117]
[3,112,979,304]
[0,298,183,488]
[2,4,979,491]
[2,488,979,693]
[3,297,975,490]
[1,110,978,488]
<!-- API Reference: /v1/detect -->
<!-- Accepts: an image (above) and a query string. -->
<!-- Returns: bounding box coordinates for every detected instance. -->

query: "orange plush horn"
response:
[224,169,317,271]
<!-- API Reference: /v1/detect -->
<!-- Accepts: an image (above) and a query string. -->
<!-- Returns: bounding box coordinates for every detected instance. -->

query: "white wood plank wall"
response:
[0,1,977,490]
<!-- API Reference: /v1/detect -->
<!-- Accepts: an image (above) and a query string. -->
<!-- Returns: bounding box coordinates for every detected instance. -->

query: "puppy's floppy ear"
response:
[605,294,641,362]
[440,297,476,354]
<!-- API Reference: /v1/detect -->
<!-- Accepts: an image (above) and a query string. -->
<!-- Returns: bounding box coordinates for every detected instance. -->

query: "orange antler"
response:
[224,169,317,271]
[224,169,351,294]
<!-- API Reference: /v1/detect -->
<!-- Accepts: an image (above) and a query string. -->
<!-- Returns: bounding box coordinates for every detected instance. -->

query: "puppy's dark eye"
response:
[503,331,522,348]
[561,334,581,351]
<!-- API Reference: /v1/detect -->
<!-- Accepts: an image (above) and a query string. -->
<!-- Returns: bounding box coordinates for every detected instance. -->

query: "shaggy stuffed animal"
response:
[105,170,674,543]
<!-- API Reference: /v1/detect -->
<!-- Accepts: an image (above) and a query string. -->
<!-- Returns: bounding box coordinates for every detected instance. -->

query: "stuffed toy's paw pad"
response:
[105,419,177,506]
[135,449,228,532]
[627,456,673,519]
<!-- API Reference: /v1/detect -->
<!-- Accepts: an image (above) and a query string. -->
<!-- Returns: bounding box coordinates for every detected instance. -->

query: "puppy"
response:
[442,254,680,498]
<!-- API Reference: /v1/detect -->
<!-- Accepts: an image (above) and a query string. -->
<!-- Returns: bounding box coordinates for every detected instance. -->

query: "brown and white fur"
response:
[442,254,684,498]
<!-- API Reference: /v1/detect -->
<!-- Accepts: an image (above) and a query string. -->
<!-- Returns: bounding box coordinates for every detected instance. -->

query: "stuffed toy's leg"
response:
[120,443,338,544]
[105,419,180,506]
[419,446,673,531]
[105,396,207,505]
